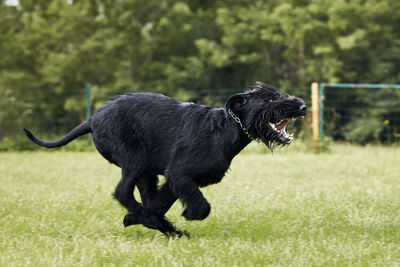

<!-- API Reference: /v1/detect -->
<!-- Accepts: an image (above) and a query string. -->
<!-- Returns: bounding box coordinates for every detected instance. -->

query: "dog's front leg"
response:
[124,210,187,237]
[125,180,187,237]
[145,181,178,216]
[172,180,211,221]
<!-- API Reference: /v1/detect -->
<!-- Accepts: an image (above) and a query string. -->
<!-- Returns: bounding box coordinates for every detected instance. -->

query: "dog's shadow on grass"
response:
[111,226,165,240]
[106,204,287,241]
[113,211,284,241]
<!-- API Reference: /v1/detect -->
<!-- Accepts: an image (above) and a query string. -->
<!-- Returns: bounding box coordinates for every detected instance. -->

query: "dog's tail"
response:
[23,119,92,148]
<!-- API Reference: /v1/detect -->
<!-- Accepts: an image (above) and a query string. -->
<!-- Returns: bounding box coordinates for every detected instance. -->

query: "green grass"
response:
[1,143,400,266]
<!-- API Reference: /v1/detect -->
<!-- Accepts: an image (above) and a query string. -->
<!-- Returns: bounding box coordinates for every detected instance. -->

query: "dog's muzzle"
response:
[266,116,304,143]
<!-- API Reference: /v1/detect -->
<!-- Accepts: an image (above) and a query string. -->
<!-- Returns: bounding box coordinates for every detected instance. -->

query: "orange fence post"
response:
[311,82,320,153]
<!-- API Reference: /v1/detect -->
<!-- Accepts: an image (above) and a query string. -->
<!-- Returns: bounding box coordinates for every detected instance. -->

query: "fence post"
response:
[311,82,320,153]
[85,83,92,144]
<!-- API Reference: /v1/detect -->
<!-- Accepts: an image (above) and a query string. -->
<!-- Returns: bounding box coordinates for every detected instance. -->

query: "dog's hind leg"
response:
[136,174,159,208]
[113,168,144,225]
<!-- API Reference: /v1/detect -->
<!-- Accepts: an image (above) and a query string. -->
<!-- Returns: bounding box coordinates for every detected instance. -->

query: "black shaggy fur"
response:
[24,82,306,237]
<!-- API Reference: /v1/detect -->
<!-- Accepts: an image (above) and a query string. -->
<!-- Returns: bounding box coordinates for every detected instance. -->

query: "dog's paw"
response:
[124,210,186,237]
[165,229,190,239]
[123,213,141,227]
[182,202,211,221]
[140,214,165,230]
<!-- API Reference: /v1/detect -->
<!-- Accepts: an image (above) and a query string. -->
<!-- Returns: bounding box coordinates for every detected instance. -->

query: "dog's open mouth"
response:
[267,116,304,142]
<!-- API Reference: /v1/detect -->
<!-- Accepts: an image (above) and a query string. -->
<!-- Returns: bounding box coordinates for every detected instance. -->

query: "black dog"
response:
[24,82,306,237]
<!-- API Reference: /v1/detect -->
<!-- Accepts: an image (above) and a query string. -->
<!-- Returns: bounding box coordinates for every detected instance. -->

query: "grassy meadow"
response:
[1,143,400,266]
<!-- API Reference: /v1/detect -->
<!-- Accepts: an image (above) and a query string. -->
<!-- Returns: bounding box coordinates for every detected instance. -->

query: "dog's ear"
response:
[253,81,282,100]
[225,93,247,110]
[254,81,275,90]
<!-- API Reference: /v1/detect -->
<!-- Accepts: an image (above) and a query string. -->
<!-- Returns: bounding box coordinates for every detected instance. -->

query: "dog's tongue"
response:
[276,119,289,130]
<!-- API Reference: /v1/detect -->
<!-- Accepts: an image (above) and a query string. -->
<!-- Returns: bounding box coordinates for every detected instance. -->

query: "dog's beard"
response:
[249,109,304,151]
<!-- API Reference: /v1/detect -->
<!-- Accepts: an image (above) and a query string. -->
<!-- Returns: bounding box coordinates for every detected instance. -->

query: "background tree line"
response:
[0,0,399,149]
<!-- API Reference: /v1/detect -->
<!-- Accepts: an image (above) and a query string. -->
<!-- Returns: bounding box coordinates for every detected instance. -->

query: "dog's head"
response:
[225,82,306,149]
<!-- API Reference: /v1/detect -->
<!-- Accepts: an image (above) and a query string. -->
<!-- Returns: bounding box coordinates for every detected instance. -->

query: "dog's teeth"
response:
[268,122,277,130]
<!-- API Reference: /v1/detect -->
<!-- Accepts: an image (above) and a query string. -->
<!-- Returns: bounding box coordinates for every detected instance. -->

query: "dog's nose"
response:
[300,105,307,112]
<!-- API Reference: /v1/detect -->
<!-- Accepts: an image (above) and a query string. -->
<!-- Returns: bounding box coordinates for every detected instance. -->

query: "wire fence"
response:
[322,86,400,144]
[2,84,400,150]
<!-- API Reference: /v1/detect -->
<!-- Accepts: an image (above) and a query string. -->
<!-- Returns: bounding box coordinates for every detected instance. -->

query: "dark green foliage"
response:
[1,0,399,148]
[324,87,400,144]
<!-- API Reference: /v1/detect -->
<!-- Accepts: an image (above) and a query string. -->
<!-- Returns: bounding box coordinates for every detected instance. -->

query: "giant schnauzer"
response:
[24,82,306,237]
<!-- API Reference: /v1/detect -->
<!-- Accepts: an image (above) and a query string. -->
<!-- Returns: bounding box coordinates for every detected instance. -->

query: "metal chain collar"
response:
[228,109,254,141]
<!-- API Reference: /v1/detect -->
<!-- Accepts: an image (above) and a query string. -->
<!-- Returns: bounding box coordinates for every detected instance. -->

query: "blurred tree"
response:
[0,0,399,146]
